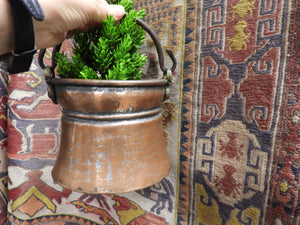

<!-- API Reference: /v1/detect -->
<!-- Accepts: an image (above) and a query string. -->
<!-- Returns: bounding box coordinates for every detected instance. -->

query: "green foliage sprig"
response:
[55,0,147,80]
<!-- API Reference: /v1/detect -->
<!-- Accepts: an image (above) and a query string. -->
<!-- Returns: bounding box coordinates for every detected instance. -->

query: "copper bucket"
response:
[52,79,171,193]
[39,16,176,193]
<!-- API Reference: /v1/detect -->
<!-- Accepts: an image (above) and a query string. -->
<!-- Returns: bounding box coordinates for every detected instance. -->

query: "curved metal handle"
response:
[132,14,176,75]
[38,43,61,72]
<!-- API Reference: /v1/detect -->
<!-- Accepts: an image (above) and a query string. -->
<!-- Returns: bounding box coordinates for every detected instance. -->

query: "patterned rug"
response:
[0,0,299,224]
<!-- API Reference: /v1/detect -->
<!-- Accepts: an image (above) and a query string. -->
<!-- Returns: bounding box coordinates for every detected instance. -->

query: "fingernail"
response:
[109,5,125,20]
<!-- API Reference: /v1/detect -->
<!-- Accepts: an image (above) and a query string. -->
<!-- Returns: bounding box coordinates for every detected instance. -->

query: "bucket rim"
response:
[52,78,168,87]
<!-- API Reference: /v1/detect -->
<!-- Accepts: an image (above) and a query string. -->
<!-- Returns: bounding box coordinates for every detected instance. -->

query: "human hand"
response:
[33,0,125,49]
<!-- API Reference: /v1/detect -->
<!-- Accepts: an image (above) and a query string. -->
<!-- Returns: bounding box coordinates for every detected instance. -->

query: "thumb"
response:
[107,4,125,21]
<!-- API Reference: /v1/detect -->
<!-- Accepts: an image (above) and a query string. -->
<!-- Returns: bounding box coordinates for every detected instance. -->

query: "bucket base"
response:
[52,114,171,193]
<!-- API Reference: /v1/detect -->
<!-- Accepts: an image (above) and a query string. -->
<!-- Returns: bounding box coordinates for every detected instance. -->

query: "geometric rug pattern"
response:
[0,0,298,224]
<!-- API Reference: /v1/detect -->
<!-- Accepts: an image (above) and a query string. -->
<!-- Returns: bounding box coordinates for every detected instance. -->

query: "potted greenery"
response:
[39,0,176,193]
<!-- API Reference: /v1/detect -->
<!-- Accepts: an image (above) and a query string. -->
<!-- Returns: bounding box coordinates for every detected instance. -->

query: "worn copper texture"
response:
[51,78,171,193]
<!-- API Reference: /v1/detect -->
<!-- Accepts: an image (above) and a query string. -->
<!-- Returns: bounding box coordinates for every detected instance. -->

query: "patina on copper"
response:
[51,79,171,193]
[39,14,176,193]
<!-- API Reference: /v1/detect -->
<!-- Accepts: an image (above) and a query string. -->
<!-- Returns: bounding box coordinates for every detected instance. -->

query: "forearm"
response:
[0,0,14,55]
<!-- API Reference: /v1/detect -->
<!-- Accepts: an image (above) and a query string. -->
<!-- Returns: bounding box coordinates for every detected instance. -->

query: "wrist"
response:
[0,0,44,74]
[0,0,14,55]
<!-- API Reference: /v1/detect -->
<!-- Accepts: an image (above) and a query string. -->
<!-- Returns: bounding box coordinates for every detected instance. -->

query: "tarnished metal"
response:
[38,14,176,193]
[51,79,171,193]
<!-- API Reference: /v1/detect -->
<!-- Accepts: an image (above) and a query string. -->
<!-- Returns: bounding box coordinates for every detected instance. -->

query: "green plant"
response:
[55,0,147,80]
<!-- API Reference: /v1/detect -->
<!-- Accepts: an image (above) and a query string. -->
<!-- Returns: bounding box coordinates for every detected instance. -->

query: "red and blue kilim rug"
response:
[0,0,298,224]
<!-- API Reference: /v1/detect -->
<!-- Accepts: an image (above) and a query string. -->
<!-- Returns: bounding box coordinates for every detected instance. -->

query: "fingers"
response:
[65,0,125,29]
[89,1,125,22]
[33,0,126,50]
[71,2,125,32]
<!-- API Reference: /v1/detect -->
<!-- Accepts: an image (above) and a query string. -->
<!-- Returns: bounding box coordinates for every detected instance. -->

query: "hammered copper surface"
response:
[52,79,171,193]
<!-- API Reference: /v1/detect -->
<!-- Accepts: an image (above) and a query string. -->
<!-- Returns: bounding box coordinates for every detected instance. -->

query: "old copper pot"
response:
[51,78,171,193]
[39,15,176,193]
